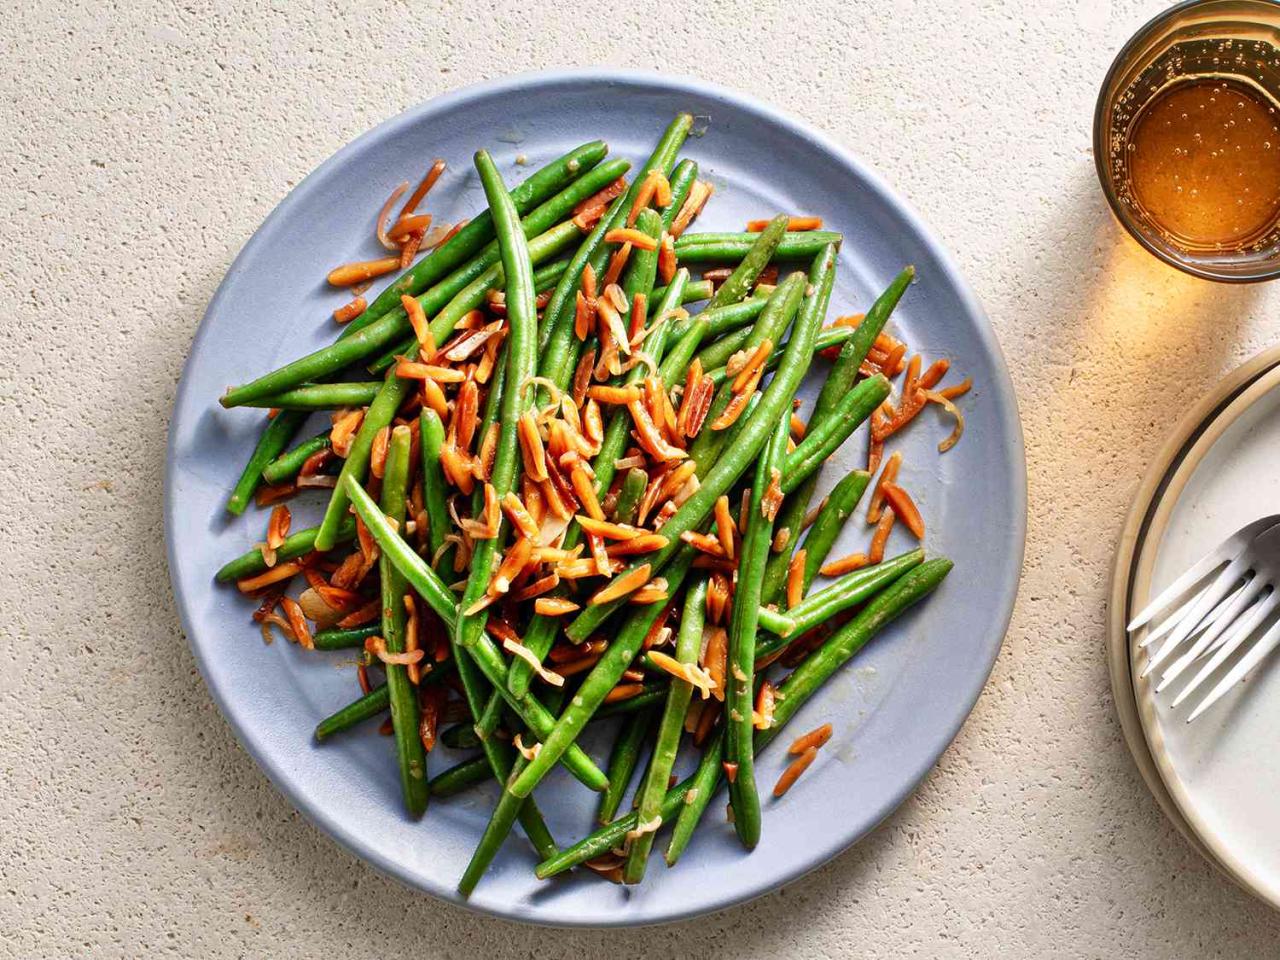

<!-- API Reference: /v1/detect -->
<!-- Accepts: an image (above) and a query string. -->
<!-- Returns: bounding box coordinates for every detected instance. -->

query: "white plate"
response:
[1129,362,1280,909]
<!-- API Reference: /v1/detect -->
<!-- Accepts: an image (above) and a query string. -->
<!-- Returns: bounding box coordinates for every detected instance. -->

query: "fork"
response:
[1127,515,1280,722]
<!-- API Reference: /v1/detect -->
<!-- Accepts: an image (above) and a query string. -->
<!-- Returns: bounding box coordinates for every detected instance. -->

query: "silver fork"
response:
[1127,515,1280,722]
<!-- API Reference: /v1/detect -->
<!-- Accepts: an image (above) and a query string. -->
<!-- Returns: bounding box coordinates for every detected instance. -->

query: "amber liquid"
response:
[1127,78,1280,250]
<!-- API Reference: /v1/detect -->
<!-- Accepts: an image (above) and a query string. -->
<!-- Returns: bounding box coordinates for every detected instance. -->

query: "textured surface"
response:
[5,0,1280,955]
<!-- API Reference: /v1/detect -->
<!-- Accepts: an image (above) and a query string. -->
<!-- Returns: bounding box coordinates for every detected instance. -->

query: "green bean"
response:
[801,470,873,591]
[536,775,695,879]
[656,313,713,386]
[781,374,889,495]
[761,559,953,749]
[346,475,606,789]
[613,467,648,525]
[429,755,491,797]
[509,547,696,798]
[593,681,669,718]
[754,550,923,663]
[651,278,714,308]
[754,245,839,605]
[236,382,381,411]
[475,688,505,742]
[225,410,306,515]
[668,290,769,345]
[455,151,539,657]
[672,231,843,263]
[366,256,573,375]
[261,432,331,485]
[707,215,790,309]
[726,415,789,848]
[376,426,429,816]
[664,727,726,866]
[693,325,752,373]
[457,753,539,897]
[813,265,914,425]
[441,723,482,751]
[623,578,706,883]
[214,518,356,582]
[537,114,693,392]
[312,623,379,651]
[221,221,579,408]
[688,271,807,475]
[564,264,822,643]
[343,476,458,624]
[598,707,655,824]
[314,684,389,741]
[343,142,612,338]
[417,409,452,566]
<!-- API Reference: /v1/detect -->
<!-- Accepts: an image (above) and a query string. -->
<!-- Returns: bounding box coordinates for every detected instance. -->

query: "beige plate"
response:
[1109,345,1280,898]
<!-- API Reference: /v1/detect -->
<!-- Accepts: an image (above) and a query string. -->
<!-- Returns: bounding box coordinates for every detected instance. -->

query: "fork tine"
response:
[1157,580,1259,691]
[1141,557,1250,677]
[1138,581,1217,649]
[1171,589,1277,708]
[1127,516,1280,632]
[1187,601,1280,722]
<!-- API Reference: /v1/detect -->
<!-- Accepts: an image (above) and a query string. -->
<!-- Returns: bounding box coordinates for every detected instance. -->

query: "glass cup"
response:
[1095,0,1280,282]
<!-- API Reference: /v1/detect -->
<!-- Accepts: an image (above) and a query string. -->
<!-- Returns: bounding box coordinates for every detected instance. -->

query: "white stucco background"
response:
[5,0,1280,955]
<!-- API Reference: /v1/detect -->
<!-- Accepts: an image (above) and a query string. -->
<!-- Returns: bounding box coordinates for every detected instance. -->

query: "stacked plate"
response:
[1110,345,1280,908]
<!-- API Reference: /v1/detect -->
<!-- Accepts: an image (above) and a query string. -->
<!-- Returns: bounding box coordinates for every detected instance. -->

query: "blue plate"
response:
[165,69,1026,926]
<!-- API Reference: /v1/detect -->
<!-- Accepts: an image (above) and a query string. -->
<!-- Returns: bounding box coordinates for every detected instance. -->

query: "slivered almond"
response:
[706,574,731,625]
[820,551,870,576]
[518,411,548,482]
[444,324,503,363]
[476,423,498,481]
[574,290,595,341]
[576,515,644,540]
[627,170,663,226]
[280,596,314,650]
[333,297,367,324]
[881,482,925,539]
[701,625,728,701]
[604,227,659,251]
[265,504,291,552]
[501,492,540,540]
[534,597,579,616]
[657,232,677,284]
[869,509,895,563]
[419,376,449,420]
[787,549,807,609]
[627,400,687,462]
[453,380,479,451]
[557,557,618,579]
[761,468,784,521]
[490,536,534,595]
[500,635,565,688]
[540,476,573,520]
[867,451,903,524]
[329,408,365,458]
[605,533,669,556]
[602,242,631,287]
[647,650,717,699]
[629,578,669,604]
[396,362,465,383]
[603,683,646,704]
[711,367,763,431]
[681,530,727,558]
[753,679,776,730]
[369,426,390,480]
[746,215,824,232]
[732,339,772,393]
[628,293,648,344]
[513,571,560,601]
[570,464,604,521]
[713,495,737,560]
[587,532,613,577]
[588,563,652,606]
[237,562,302,594]
[328,256,400,287]
[588,384,642,405]
[669,180,713,237]
[773,746,817,797]
[790,723,834,755]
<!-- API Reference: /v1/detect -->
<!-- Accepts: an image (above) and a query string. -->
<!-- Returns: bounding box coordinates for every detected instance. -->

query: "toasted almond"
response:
[280,596,314,650]
[328,256,401,287]
[588,563,652,606]
[790,723,834,755]
[701,624,728,701]
[333,297,367,324]
[669,180,713,238]
[501,492,540,540]
[657,232,677,284]
[534,597,580,616]
[746,215,823,232]
[786,549,807,609]
[820,551,870,577]
[606,533,669,557]
[604,227,659,251]
[627,399,687,462]
[517,411,548,482]
[602,242,632,287]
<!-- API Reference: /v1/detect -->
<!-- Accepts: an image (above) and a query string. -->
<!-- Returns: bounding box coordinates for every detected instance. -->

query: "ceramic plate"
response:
[1128,362,1280,910]
[165,69,1026,926]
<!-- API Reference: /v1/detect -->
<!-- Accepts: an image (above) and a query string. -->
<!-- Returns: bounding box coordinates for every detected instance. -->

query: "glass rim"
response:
[1093,0,1280,283]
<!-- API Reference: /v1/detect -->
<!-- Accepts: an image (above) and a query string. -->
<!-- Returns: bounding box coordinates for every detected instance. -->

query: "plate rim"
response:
[1110,344,1280,909]
[164,66,1028,926]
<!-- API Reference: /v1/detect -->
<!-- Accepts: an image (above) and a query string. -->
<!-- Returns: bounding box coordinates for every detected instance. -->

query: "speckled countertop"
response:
[6,0,1280,955]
